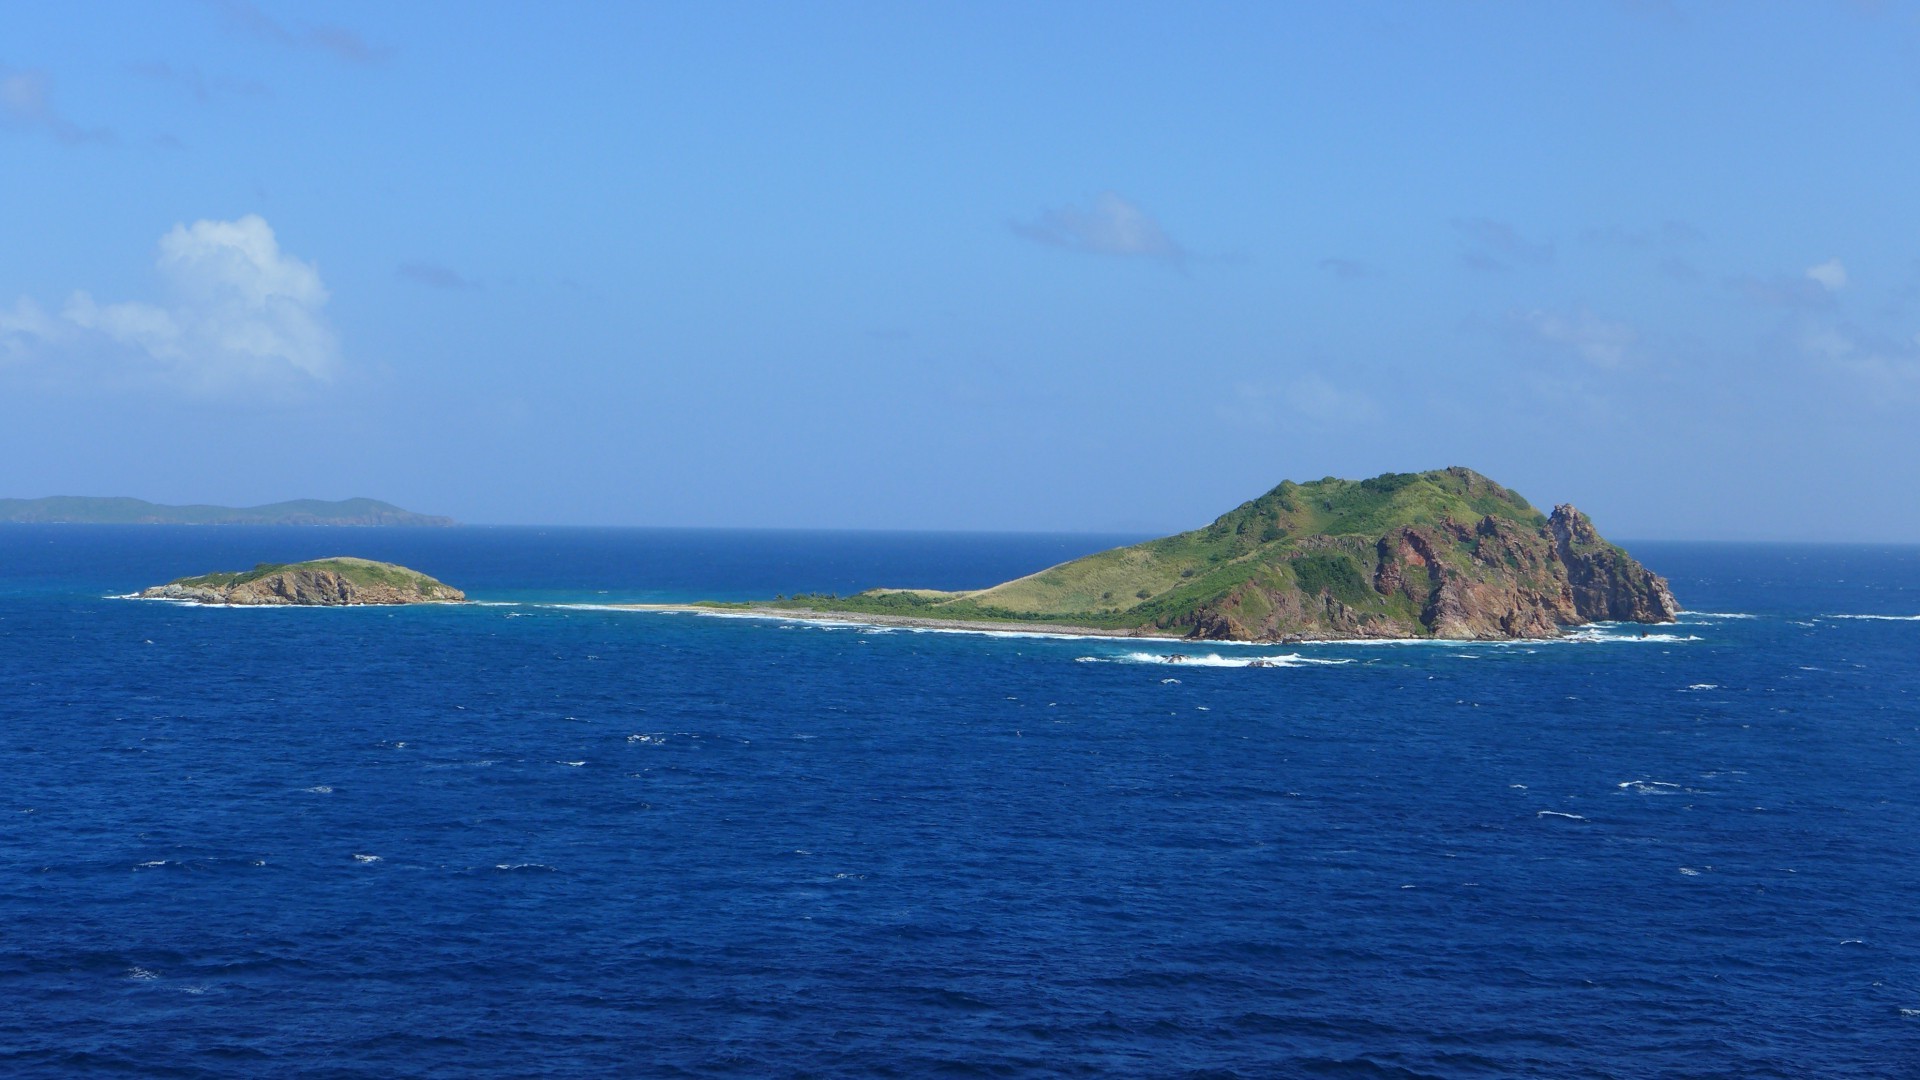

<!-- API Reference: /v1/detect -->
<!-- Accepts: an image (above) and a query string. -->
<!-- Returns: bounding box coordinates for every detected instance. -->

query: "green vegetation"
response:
[743,466,1563,635]
[168,557,447,591]
[0,496,455,526]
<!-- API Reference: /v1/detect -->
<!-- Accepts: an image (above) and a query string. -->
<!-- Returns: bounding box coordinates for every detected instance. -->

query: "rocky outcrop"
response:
[1550,504,1679,623]
[1171,507,1677,642]
[138,558,464,606]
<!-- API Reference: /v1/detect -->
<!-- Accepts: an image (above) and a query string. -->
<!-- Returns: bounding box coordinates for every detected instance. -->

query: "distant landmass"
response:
[0,497,455,526]
[710,467,1679,642]
[138,558,465,606]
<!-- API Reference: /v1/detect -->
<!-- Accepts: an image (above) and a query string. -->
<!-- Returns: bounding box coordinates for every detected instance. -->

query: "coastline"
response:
[605,603,1695,646]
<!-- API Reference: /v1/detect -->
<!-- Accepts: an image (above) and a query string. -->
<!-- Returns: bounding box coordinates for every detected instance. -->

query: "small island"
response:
[138,558,465,606]
[678,467,1679,642]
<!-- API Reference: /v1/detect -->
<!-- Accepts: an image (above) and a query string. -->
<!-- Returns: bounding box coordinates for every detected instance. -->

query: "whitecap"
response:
[1678,867,1700,876]
[1678,611,1759,620]
[556,760,586,767]
[352,854,382,863]
[1683,684,1719,692]
[1536,810,1587,820]
[126,967,160,981]
[1092,652,1356,669]
[304,785,334,793]
[1556,628,1703,644]
[1825,614,1920,621]
[495,862,556,871]
[136,860,167,868]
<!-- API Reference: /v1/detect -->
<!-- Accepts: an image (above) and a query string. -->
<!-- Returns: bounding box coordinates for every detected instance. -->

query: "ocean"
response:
[2,526,1917,1077]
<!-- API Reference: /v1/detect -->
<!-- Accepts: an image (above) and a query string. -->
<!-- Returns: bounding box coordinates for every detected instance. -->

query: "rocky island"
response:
[138,558,465,606]
[708,467,1678,642]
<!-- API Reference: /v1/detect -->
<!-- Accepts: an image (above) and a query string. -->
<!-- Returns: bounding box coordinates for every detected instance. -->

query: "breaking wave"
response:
[1076,652,1354,668]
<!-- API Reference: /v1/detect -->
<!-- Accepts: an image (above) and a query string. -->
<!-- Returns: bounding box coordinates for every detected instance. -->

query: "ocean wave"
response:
[1537,810,1588,821]
[1078,652,1355,668]
[1825,614,1920,621]
[1677,611,1759,620]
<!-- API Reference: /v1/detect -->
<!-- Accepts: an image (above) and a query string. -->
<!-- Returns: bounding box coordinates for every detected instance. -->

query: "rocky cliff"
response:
[139,558,465,606]
[1165,500,1678,641]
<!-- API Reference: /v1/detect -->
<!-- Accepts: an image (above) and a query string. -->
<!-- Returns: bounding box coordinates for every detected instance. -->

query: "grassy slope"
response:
[170,557,449,591]
[770,468,1543,630]
[0,496,451,525]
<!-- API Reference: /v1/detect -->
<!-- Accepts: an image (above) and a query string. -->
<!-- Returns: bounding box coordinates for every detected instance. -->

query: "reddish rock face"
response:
[1165,506,1677,643]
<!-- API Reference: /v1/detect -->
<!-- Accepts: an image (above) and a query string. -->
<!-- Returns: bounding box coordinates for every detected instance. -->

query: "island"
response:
[678,467,1678,642]
[138,558,466,606]
[0,496,455,526]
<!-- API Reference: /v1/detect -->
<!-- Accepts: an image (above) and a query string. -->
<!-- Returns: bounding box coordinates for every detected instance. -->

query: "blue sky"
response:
[3,1,1918,539]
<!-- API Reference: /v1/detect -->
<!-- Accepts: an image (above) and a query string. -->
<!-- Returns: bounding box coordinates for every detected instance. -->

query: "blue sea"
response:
[4,526,1919,1077]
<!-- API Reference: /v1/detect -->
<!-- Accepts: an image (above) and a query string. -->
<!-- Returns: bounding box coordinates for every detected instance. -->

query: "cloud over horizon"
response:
[1011,193,1187,263]
[0,215,339,391]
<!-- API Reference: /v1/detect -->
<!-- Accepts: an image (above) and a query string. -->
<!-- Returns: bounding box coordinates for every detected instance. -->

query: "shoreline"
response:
[604,603,1693,647]
[606,603,1192,640]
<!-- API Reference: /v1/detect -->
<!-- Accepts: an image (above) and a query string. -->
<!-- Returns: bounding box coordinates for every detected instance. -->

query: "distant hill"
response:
[756,467,1678,641]
[0,497,456,527]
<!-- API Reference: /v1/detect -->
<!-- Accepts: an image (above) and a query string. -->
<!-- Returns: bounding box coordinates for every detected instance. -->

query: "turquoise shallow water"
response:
[3,527,1919,1077]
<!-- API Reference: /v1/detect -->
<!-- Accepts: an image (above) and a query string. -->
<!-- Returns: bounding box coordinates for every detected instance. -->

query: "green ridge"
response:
[166,557,450,591]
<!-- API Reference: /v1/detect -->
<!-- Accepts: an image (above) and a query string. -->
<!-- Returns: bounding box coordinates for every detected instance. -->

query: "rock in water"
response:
[138,558,465,606]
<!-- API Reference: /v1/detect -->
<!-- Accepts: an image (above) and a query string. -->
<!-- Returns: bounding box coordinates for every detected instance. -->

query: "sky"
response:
[3,1,1919,540]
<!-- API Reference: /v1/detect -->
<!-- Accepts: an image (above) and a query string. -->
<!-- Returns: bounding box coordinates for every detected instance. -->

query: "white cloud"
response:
[1011,192,1187,262]
[1806,257,1848,291]
[1520,308,1637,368]
[0,214,338,390]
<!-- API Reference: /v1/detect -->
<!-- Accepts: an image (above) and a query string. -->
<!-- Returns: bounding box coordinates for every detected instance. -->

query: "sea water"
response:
[2,527,1918,1077]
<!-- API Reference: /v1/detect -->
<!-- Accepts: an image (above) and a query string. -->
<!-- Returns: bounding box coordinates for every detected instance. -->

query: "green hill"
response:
[0,496,455,526]
[759,467,1678,641]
